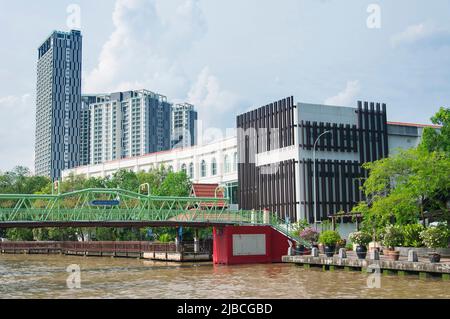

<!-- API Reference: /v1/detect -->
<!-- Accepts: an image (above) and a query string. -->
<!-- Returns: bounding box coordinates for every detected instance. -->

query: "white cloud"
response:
[324,80,360,106]
[0,94,35,171]
[390,23,450,48]
[391,23,430,47]
[85,0,244,132]
[84,0,206,97]
[188,67,244,132]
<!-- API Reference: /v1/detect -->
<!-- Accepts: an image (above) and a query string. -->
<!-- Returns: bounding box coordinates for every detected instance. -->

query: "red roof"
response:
[191,184,227,208]
[191,184,223,198]
[387,121,441,129]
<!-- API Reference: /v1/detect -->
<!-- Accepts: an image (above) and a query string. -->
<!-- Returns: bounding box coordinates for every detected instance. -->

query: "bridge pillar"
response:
[175,227,182,253]
[175,237,181,253]
[194,229,200,254]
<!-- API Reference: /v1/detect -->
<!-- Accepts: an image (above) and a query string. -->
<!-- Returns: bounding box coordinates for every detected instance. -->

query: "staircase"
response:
[269,222,312,249]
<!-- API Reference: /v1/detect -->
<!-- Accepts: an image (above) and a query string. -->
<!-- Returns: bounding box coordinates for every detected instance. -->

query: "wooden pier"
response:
[0,240,213,262]
[142,251,211,262]
[283,252,450,280]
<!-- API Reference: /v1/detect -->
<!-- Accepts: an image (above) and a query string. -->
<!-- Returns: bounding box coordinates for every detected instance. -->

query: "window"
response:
[226,182,239,205]
[189,162,194,178]
[224,155,231,174]
[233,152,238,172]
[168,165,174,172]
[201,160,207,178]
[211,158,217,176]
[181,164,187,174]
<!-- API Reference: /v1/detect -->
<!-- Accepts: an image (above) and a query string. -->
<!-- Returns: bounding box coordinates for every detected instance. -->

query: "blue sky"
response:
[1,0,450,171]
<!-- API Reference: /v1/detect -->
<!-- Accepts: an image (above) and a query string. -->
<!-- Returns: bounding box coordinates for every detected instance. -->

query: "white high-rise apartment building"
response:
[89,90,171,165]
[171,103,198,149]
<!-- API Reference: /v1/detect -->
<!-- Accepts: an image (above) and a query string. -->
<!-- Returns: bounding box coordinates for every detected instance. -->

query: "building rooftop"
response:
[68,135,237,170]
[387,121,441,129]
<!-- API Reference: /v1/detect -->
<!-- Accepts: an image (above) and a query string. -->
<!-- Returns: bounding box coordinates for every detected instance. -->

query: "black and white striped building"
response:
[237,97,426,224]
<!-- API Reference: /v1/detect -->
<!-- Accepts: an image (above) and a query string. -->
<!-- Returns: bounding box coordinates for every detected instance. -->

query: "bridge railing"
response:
[0,188,311,247]
[0,203,279,225]
[0,188,234,223]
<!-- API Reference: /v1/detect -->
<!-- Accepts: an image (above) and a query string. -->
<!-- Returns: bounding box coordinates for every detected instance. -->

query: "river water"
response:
[0,255,449,299]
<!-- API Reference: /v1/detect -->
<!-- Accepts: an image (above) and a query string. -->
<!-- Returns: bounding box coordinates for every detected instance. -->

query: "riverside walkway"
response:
[283,251,450,280]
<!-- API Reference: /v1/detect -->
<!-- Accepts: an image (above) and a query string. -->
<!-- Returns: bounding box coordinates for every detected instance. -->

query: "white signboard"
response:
[232,234,266,256]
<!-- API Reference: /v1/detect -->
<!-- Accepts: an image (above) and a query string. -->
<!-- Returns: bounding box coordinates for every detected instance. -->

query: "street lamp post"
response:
[313,130,332,230]
[139,183,151,196]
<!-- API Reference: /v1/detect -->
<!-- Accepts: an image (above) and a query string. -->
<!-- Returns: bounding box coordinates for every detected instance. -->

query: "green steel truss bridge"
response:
[0,188,303,245]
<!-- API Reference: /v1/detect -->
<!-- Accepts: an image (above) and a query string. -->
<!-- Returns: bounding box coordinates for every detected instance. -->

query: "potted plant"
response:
[318,230,341,257]
[299,227,319,247]
[420,226,449,263]
[381,225,403,261]
[348,231,372,260]
[290,221,311,253]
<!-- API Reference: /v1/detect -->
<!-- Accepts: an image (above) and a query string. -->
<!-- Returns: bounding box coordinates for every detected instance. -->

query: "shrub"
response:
[293,220,310,233]
[420,226,449,249]
[382,225,404,249]
[348,231,372,246]
[299,227,319,244]
[158,233,173,243]
[318,230,341,247]
[345,243,354,251]
[401,224,425,248]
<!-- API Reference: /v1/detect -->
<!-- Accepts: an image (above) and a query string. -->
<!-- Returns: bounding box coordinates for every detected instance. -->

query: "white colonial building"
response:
[62,136,240,204]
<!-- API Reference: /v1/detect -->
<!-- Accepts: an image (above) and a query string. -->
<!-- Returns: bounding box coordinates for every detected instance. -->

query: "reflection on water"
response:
[0,254,449,299]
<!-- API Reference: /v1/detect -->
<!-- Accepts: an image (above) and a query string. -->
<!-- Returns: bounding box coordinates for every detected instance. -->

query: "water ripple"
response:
[0,255,449,299]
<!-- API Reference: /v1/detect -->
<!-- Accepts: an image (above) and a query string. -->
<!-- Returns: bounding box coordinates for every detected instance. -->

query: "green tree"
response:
[136,166,168,194]
[83,177,107,189]
[156,171,191,197]
[5,228,34,241]
[105,169,140,191]
[47,228,78,241]
[0,166,51,194]
[94,228,117,241]
[355,148,450,234]
[420,107,449,154]
[114,228,143,241]
[60,173,90,193]
[32,228,50,241]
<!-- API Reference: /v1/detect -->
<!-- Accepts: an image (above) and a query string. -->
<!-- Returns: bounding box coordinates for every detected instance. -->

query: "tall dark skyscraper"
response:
[35,30,82,180]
